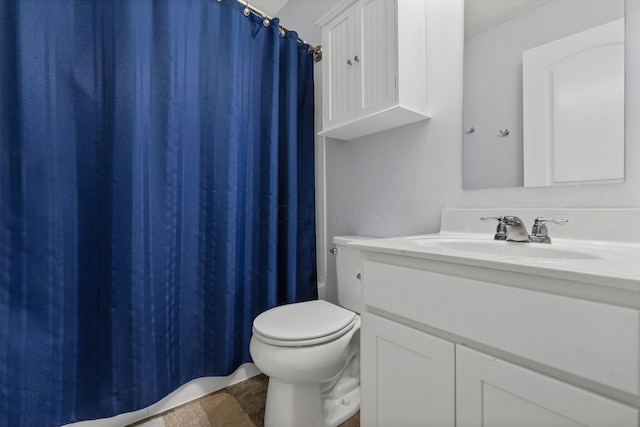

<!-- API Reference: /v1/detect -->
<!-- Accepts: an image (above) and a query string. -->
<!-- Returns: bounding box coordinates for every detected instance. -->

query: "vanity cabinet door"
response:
[456,346,639,427]
[361,312,455,427]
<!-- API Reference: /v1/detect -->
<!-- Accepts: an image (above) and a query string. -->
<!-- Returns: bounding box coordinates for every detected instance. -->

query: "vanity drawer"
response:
[362,260,640,395]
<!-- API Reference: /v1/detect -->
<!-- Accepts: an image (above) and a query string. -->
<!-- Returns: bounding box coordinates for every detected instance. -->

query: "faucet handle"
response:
[481,216,507,240]
[530,217,568,243]
[481,216,502,222]
[534,217,569,224]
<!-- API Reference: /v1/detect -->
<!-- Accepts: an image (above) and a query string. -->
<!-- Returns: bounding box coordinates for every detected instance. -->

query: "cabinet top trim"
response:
[315,0,359,27]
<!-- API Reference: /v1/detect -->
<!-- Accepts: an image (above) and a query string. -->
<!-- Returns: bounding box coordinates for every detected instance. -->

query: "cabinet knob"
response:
[354,55,360,62]
[347,59,353,66]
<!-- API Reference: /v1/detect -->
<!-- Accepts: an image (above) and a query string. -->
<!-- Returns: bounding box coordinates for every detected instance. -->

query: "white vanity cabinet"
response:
[316,0,428,140]
[359,253,640,427]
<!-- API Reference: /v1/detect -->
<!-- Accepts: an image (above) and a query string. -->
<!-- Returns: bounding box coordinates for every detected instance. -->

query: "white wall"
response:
[279,0,640,303]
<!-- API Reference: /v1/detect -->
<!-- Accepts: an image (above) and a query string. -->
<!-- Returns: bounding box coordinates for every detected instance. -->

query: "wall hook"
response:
[498,129,510,137]
[464,126,475,134]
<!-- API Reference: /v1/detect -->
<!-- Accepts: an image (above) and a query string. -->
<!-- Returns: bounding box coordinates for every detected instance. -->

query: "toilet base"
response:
[263,379,360,427]
[323,382,360,427]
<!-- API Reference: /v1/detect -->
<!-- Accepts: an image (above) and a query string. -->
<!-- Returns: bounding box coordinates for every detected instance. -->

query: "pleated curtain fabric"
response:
[0,1,317,425]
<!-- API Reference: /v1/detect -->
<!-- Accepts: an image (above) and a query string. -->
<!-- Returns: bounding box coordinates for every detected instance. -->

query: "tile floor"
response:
[133,374,360,427]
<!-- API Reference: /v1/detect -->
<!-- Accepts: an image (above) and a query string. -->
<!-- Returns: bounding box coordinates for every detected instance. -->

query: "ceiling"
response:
[465,0,552,38]
[247,0,290,18]
[247,0,552,39]
[248,0,552,39]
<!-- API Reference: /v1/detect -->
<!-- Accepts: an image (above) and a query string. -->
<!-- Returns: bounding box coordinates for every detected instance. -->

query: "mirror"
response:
[462,0,625,190]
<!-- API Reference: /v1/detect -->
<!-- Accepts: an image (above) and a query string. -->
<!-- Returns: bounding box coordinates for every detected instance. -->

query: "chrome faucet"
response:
[482,216,529,242]
[482,216,568,243]
[502,216,531,242]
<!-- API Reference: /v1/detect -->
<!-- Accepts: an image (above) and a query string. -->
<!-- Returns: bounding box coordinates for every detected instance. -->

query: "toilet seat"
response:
[253,300,357,347]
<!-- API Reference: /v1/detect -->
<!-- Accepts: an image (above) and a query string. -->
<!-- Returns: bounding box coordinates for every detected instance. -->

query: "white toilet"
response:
[249,236,370,427]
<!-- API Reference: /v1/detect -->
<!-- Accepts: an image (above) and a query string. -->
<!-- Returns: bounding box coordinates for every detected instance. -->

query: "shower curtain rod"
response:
[234,0,323,62]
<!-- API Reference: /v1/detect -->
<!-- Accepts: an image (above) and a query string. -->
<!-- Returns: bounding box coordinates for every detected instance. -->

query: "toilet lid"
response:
[253,300,356,342]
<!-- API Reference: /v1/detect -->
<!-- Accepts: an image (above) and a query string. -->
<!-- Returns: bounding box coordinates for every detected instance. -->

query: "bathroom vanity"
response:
[352,209,640,427]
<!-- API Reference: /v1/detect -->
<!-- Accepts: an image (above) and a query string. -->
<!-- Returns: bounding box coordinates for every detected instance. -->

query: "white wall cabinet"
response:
[316,0,428,140]
[359,253,640,427]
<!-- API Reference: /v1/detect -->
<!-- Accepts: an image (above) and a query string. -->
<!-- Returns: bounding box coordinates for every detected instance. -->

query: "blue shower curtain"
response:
[0,1,317,425]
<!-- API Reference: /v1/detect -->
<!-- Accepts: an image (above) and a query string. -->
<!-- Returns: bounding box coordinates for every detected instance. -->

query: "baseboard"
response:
[63,363,262,427]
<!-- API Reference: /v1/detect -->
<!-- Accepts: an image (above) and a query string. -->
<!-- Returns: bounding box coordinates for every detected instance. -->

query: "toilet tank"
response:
[333,235,375,314]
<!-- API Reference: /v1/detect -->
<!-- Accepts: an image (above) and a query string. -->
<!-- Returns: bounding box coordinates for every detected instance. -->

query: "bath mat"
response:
[132,392,256,427]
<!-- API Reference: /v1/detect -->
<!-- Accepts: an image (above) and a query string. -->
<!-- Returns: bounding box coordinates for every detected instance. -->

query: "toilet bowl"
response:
[250,300,361,427]
[249,236,371,427]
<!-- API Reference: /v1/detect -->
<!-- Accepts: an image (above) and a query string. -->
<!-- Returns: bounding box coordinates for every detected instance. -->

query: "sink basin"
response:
[407,238,602,260]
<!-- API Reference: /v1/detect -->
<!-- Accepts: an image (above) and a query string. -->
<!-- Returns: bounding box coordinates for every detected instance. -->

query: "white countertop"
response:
[350,232,640,292]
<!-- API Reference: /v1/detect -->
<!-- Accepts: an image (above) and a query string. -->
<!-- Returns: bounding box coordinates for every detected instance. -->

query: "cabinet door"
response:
[457,346,639,427]
[354,0,397,118]
[322,5,356,130]
[361,312,455,427]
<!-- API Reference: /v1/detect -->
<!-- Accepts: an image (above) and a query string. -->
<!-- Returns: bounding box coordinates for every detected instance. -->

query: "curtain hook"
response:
[243,7,251,16]
[263,18,270,27]
[279,28,286,37]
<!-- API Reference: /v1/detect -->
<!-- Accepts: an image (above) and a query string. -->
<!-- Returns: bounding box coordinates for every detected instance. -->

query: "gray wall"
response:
[463,0,624,189]
[279,0,640,303]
